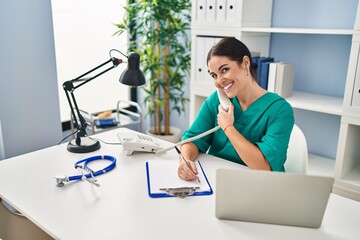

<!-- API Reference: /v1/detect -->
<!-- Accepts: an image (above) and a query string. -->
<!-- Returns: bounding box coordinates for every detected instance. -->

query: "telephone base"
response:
[117,132,162,155]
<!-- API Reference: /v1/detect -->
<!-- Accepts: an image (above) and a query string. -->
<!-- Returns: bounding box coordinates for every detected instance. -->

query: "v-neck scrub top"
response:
[182,91,294,172]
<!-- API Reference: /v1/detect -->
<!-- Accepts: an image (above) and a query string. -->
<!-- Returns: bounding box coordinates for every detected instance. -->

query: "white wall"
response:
[0,0,62,159]
[51,0,129,121]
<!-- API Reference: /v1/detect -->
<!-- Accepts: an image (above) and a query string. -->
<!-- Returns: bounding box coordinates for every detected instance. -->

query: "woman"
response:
[178,37,294,181]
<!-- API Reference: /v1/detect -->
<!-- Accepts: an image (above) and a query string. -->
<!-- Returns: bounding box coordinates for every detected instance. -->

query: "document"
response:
[146,160,213,198]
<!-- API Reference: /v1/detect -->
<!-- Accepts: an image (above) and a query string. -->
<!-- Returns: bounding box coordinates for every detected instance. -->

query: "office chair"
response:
[284,124,308,174]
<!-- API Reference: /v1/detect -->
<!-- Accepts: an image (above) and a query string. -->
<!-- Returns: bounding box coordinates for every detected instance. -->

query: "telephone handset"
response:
[156,89,231,154]
[217,89,231,112]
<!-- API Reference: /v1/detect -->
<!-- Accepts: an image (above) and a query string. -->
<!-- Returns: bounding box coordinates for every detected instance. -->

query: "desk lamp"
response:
[63,50,145,153]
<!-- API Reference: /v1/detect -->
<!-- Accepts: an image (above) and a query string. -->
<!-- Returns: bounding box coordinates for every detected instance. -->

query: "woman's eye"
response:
[210,74,217,79]
[221,68,229,73]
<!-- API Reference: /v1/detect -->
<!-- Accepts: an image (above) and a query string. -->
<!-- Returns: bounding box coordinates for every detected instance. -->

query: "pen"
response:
[175,146,200,183]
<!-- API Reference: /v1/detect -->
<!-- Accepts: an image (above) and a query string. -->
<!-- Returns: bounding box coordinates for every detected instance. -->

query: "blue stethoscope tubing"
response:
[68,155,117,181]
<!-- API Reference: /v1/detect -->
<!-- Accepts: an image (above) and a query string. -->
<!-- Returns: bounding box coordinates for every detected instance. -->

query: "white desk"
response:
[0,128,360,240]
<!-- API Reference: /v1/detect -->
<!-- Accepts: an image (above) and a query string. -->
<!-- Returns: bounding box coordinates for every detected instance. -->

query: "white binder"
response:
[267,62,282,92]
[195,37,206,82]
[206,0,216,21]
[274,63,295,98]
[216,0,226,22]
[205,37,217,53]
[195,0,206,22]
[205,37,218,71]
[226,0,239,22]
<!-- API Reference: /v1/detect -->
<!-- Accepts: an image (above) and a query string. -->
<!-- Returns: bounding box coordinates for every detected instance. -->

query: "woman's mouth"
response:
[223,83,233,92]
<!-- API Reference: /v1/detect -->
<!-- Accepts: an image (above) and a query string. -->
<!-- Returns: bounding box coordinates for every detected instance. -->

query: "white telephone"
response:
[118,89,231,155]
[117,132,163,156]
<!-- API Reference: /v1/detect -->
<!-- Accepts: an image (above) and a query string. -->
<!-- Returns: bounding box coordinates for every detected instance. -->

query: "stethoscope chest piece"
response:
[55,155,116,187]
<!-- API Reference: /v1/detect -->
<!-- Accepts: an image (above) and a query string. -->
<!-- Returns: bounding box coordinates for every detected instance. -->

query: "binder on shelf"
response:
[204,37,216,56]
[253,57,274,89]
[205,0,216,22]
[195,0,206,22]
[252,56,261,81]
[146,160,213,198]
[212,37,223,50]
[267,61,283,92]
[215,0,226,22]
[195,37,206,82]
[226,0,238,22]
[274,63,295,98]
[204,37,218,66]
[259,60,274,90]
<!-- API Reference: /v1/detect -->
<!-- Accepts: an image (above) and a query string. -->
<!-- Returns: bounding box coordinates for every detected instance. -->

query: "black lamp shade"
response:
[119,52,146,86]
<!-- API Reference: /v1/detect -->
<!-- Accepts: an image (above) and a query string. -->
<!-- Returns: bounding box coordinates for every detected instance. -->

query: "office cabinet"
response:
[334,32,360,201]
[190,0,360,201]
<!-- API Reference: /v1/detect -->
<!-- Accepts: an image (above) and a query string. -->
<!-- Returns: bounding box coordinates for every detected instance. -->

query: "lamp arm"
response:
[62,57,124,145]
[63,84,86,145]
[71,57,123,89]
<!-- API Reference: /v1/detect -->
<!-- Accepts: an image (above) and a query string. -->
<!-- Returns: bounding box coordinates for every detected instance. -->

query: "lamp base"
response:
[67,137,101,153]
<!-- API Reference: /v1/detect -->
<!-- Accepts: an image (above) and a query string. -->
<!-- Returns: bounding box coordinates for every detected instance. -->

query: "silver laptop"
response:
[215,169,334,228]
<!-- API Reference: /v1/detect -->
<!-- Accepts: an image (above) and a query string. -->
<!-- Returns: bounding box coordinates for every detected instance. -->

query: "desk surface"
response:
[0,128,360,240]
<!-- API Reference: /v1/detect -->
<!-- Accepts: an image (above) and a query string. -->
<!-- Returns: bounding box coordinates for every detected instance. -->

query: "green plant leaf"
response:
[114,0,191,133]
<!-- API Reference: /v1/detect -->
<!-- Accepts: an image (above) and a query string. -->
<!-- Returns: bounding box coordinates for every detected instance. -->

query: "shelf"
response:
[308,153,335,177]
[191,28,245,38]
[333,163,360,202]
[286,91,343,116]
[190,89,344,116]
[241,27,354,35]
[190,0,360,202]
[342,163,360,185]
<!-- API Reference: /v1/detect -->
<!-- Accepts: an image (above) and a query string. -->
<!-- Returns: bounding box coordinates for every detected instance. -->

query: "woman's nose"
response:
[218,74,225,85]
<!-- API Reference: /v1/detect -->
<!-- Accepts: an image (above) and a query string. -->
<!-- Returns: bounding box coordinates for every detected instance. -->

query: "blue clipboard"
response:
[145,160,213,198]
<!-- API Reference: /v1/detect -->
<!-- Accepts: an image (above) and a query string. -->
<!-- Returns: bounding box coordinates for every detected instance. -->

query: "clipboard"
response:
[145,160,213,198]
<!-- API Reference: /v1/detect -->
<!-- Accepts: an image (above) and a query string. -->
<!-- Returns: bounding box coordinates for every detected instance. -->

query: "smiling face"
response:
[208,55,251,98]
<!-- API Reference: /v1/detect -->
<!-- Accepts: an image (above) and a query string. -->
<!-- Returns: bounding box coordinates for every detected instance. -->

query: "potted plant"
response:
[114,0,191,141]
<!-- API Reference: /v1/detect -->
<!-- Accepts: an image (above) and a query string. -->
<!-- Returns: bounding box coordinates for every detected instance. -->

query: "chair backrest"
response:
[284,124,308,174]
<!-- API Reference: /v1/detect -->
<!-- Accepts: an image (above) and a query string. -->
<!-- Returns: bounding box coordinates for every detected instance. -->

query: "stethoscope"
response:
[55,155,116,187]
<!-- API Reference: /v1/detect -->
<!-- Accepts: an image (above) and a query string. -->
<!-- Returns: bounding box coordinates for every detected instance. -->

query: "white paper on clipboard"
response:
[146,160,213,197]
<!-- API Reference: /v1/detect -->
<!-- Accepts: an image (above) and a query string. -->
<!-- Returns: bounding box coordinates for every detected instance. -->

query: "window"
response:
[51,0,128,122]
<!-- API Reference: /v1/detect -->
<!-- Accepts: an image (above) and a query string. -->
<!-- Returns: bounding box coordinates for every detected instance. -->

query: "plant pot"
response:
[146,126,182,143]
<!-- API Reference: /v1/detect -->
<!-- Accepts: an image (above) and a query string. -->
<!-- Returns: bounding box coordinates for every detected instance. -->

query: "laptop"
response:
[215,168,334,228]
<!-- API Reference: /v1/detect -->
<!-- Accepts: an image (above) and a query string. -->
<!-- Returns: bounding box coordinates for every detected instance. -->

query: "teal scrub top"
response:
[182,91,294,172]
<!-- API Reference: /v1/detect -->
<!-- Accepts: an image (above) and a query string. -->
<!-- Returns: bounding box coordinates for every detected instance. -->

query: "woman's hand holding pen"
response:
[175,146,199,182]
[178,160,198,181]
